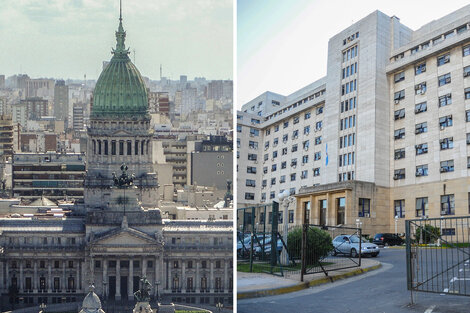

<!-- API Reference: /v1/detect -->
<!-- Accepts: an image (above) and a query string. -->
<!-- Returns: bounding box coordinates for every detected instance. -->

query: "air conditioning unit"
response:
[304,147,309,151]
[292,164,297,168]
[464,72,470,78]
[250,133,254,137]
[301,162,305,166]
[440,125,445,130]
[393,175,399,180]
[271,158,275,161]
[254,161,258,164]
[394,100,400,104]
[364,213,370,218]
[440,168,447,173]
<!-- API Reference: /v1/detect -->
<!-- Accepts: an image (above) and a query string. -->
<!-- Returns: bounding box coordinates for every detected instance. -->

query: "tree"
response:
[287,227,333,265]
[416,224,440,244]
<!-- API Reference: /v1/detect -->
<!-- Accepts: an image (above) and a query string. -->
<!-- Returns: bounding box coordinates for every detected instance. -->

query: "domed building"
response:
[0,6,232,310]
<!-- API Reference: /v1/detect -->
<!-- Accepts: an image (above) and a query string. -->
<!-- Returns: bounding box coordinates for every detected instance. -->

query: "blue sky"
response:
[237,0,470,107]
[0,0,233,81]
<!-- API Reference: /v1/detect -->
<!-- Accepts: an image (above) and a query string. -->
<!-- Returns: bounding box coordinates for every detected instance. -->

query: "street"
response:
[238,249,470,313]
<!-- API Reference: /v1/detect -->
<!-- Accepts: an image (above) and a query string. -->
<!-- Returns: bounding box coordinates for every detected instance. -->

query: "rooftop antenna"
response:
[133,49,136,64]
[120,0,122,21]
[160,64,162,80]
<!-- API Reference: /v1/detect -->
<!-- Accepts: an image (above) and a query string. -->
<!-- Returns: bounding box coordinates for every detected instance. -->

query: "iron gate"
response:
[300,224,362,281]
[406,216,470,299]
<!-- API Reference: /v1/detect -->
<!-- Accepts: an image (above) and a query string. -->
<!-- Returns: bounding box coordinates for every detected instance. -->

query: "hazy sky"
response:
[0,0,233,81]
[238,0,470,107]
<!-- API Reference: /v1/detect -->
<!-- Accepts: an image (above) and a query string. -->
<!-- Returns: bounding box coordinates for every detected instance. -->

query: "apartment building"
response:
[237,6,470,235]
[12,152,85,202]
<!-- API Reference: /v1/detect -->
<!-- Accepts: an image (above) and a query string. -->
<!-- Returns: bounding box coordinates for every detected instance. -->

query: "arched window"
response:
[135,140,139,155]
[119,141,124,155]
[111,141,116,155]
[127,141,132,155]
[97,140,102,155]
[141,140,144,155]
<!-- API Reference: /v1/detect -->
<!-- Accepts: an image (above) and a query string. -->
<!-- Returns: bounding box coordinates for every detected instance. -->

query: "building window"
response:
[315,136,322,145]
[415,63,426,75]
[316,106,324,114]
[248,153,257,161]
[290,173,296,181]
[438,73,451,86]
[246,166,256,174]
[394,90,405,103]
[415,82,427,94]
[313,168,320,176]
[442,228,456,236]
[119,141,124,155]
[270,178,276,186]
[288,210,294,223]
[281,161,287,169]
[303,126,310,135]
[439,94,452,107]
[271,164,277,172]
[394,148,405,160]
[293,130,299,138]
[337,198,345,225]
[394,71,405,83]
[250,128,259,136]
[394,128,405,140]
[291,144,298,152]
[283,121,289,128]
[467,157,470,169]
[280,175,286,183]
[358,198,370,217]
[464,66,470,78]
[248,141,258,149]
[440,137,453,150]
[437,53,450,66]
[415,122,427,134]
[394,108,405,120]
[416,197,428,217]
[272,151,277,158]
[415,143,428,155]
[316,121,323,130]
[416,164,428,177]
[415,102,427,114]
[305,112,311,119]
[465,88,470,100]
[104,140,108,155]
[463,44,470,57]
[393,168,405,180]
[441,194,455,215]
[301,170,308,179]
[245,179,256,187]
[439,115,453,129]
[440,160,454,173]
[394,200,405,218]
[466,110,470,122]
[111,141,117,155]
[244,193,254,200]
[314,152,321,161]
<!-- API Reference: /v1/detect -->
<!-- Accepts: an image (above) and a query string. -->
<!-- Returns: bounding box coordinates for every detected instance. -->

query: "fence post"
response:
[301,223,307,282]
[249,231,254,272]
[271,201,279,268]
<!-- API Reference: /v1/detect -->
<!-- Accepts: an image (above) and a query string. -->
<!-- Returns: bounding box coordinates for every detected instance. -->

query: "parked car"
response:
[332,235,380,257]
[373,233,404,246]
[254,238,283,258]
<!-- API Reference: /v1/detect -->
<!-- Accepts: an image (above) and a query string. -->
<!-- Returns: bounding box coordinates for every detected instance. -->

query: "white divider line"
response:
[424,305,436,313]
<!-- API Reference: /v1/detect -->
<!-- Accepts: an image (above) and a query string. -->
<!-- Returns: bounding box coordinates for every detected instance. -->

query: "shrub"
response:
[287,227,333,265]
[415,224,440,244]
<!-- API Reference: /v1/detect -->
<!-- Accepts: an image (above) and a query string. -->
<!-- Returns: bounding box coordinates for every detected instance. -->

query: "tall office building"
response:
[54,80,69,122]
[237,6,470,235]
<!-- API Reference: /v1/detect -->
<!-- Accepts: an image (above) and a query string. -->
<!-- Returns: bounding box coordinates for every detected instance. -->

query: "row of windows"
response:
[342,45,358,62]
[395,133,470,160]
[394,159,456,180]
[394,193,469,218]
[264,136,323,155]
[340,97,357,113]
[338,171,355,182]
[265,90,326,121]
[392,25,469,61]
[264,109,323,136]
[341,79,357,96]
[339,133,355,148]
[342,62,358,79]
[9,260,76,269]
[340,115,356,130]
[339,152,355,167]
[259,188,297,201]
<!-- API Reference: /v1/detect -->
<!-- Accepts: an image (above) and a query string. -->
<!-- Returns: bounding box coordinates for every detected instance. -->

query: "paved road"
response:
[238,249,470,313]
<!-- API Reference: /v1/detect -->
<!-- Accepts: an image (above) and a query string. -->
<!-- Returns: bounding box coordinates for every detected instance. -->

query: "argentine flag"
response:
[325,143,328,166]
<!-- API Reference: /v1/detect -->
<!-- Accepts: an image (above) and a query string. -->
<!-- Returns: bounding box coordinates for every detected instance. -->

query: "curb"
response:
[237,263,382,299]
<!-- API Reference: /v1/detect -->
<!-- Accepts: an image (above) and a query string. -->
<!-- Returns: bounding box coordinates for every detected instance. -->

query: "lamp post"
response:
[39,302,47,313]
[155,280,160,303]
[394,215,399,234]
[103,280,107,312]
[216,302,223,312]
[278,190,294,265]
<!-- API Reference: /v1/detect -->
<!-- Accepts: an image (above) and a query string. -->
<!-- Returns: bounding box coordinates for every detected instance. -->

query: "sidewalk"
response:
[237,258,381,299]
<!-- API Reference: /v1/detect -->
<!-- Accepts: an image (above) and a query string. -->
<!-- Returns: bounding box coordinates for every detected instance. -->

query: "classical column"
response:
[19,260,24,291]
[154,257,159,297]
[5,261,9,290]
[0,260,3,292]
[62,260,66,291]
[224,260,228,292]
[210,261,214,292]
[195,261,200,292]
[142,257,147,278]
[128,259,134,299]
[81,261,87,292]
[181,260,185,292]
[103,259,108,296]
[77,260,81,292]
[48,262,52,292]
[115,260,121,300]
[33,261,38,292]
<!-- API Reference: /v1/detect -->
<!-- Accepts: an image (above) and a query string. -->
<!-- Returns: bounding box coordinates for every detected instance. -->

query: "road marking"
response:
[424,305,436,313]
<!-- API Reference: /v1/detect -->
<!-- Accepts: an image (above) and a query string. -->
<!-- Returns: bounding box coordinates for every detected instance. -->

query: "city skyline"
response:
[238,0,470,107]
[0,0,233,81]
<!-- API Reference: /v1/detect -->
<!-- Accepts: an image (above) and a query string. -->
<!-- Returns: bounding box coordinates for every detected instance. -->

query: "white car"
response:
[332,235,379,257]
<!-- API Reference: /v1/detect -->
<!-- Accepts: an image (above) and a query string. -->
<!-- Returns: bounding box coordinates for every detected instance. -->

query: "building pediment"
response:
[90,227,157,246]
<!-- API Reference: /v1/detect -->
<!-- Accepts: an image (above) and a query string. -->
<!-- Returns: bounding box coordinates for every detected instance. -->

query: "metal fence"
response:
[237,203,363,279]
[406,216,470,301]
[300,224,363,281]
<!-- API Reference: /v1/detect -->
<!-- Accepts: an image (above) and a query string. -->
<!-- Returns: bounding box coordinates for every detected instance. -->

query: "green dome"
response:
[91,15,149,119]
